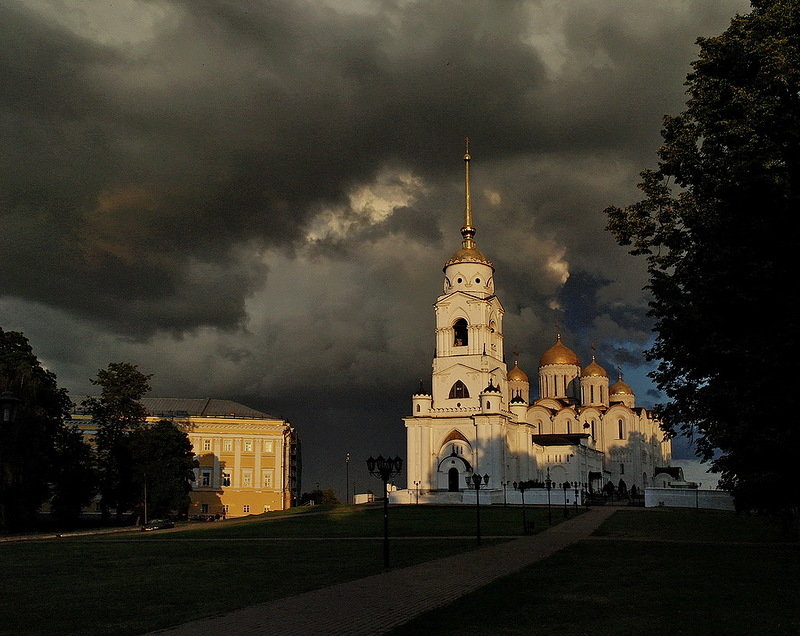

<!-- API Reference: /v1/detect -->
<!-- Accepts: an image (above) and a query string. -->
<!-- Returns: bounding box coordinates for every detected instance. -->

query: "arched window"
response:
[449,380,470,399]
[618,419,625,439]
[453,318,468,346]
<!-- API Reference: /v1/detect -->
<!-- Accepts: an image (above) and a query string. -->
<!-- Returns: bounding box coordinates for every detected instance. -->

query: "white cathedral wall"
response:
[406,415,541,491]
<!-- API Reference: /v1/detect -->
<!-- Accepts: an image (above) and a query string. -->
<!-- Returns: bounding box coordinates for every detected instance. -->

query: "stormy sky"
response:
[1,0,748,497]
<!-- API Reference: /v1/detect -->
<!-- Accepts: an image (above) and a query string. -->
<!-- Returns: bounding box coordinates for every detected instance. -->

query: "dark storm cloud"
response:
[3,0,737,334]
[3,0,550,333]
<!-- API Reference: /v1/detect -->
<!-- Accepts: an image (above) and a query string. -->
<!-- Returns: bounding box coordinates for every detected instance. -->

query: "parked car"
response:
[142,519,175,531]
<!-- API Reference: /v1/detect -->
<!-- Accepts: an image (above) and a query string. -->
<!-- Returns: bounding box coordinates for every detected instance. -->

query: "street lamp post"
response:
[345,453,350,505]
[467,473,489,545]
[143,472,148,526]
[501,480,511,507]
[514,480,532,534]
[366,455,403,568]
[545,468,552,527]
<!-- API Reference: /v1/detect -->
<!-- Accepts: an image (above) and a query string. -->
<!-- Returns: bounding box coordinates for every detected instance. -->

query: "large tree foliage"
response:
[83,362,152,519]
[129,420,196,520]
[49,424,97,524]
[0,328,84,530]
[605,0,800,515]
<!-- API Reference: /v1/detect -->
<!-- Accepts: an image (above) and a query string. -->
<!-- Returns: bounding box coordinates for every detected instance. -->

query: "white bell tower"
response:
[404,140,523,498]
[431,139,507,409]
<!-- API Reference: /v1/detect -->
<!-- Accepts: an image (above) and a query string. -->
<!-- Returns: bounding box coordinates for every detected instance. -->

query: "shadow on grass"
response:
[5,504,579,636]
[390,509,800,636]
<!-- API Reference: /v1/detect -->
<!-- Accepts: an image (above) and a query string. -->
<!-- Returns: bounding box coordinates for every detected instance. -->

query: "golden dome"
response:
[539,335,580,367]
[610,379,634,395]
[444,246,493,268]
[581,357,608,378]
[507,360,529,383]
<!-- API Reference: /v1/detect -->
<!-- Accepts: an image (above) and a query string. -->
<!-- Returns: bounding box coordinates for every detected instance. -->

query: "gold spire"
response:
[444,138,493,269]
[461,136,476,250]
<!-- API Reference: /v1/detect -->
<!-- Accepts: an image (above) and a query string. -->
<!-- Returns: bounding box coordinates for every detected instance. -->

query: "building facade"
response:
[400,146,672,503]
[75,397,300,518]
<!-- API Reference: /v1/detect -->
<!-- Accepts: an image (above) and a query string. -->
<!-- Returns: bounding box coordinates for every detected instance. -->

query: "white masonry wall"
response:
[644,488,735,510]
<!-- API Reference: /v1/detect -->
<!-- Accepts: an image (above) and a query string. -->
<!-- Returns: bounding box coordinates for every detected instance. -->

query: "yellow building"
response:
[74,397,300,518]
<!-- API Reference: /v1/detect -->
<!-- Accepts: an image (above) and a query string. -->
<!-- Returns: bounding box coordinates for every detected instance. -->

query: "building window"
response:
[566,421,571,434]
[262,469,274,488]
[591,420,596,440]
[222,504,229,515]
[223,439,233,452]
[242,470,253,488]
[620,463,625,475]
[221,471,231,487]
[618,419,625,439]
[200,503,209,514]
[263,440,274,453]
[203,439,212,452]
[244,439,253,452]
[201,470,211,487]
[453,318,468,346]
[449,380,470,399]
[243,504,250,513]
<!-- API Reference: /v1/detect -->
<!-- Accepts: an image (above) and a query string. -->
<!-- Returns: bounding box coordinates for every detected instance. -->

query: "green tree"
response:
[129,420,197,520]
[0,328,75,530]
[83,363,152,520]
[301,489,340,506]
[49,424,97,524]
[604,0,800,516]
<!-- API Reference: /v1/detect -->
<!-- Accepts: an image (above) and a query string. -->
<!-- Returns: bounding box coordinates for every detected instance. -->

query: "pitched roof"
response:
[141,398,277,419]
[73,397,278,420]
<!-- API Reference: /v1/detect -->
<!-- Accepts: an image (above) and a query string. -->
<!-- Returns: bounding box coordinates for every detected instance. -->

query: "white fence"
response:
[644,488,734,510]
[389,487,584,506]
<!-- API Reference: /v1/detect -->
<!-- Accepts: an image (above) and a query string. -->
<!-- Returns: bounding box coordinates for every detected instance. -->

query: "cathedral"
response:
[398,145,673,504]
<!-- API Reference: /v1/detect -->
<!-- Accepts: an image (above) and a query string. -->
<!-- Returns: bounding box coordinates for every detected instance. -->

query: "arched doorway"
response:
[448,467,460,492]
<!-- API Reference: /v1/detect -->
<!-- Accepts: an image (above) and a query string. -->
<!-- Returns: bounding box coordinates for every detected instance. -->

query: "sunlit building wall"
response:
[73,397,300,518]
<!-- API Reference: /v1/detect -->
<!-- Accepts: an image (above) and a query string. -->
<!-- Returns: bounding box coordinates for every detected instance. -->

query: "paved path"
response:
[151,506,615,636]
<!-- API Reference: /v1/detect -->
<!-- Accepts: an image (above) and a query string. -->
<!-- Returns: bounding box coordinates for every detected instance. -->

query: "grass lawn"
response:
[156,503,563,539]
[0,505,546,636]
[594,507,799,543]
[391,509,800,636]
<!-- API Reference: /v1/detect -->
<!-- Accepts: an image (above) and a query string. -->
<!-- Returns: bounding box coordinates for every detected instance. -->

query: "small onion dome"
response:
[444,246,494,269]
[510,390,526,404]
[581,357,608,378]
[482,379,501,393]
[539,335,580,367]
[507,360,529,383]
[610,379,634,396]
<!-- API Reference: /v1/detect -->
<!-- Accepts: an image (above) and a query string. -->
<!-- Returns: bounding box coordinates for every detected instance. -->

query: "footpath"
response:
[152,506,615,636]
